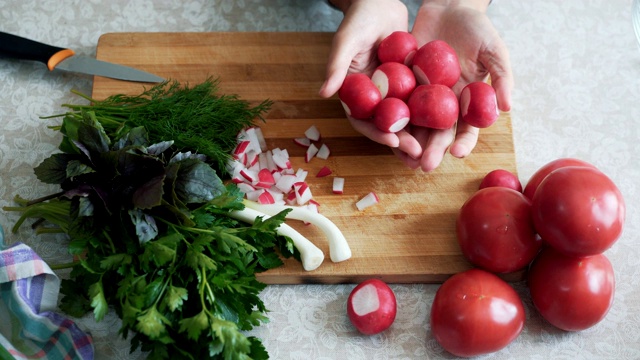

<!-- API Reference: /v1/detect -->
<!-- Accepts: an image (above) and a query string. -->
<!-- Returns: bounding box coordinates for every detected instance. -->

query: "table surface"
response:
[1,1,639,359]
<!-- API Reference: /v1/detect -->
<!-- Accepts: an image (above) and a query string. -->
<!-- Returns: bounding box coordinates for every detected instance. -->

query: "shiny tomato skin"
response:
[522,158,597,200]
[479,169,523,192]
[528,247,615,331]
[431,269,525,357]
[531,166,625,257]
[456,187,541,273]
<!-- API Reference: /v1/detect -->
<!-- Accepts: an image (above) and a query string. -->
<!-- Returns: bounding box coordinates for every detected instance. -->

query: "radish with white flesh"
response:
[356,192,379,211]
[338,73,382,119]
[333,177,345,194]
[257,191,276,205]
[371,62,416,101]
[347,279,397,335]
[243,200,352,263]
[255,168,275,189]
[373,97,410,133]
[377,31,418,65]
[408,84,459,129]
[294,182,313,205]
[305,143,319,163]
[316,166,332,178]
[275,174,297,193]
[293,137,311,147]
[229,207,325,271]
[316,143,330,160]
[412,40,461,88]
[304,125,321,142]
[459,81,500,128]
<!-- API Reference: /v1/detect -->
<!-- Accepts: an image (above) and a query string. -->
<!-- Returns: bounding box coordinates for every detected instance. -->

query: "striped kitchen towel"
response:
[0,223,94,360]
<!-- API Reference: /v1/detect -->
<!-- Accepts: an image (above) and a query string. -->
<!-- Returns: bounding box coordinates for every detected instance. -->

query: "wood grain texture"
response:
[92,32,519,284]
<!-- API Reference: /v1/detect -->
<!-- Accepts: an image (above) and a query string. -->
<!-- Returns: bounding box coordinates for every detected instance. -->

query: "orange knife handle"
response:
[0,31,75,70]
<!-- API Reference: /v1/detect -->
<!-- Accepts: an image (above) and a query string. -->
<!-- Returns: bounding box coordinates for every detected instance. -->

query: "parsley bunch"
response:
[4,111,297,359]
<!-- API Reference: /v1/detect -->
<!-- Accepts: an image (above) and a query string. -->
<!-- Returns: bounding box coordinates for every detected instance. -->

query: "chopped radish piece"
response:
[316,144,331,160]
[258,152,268,170]
[304,125,321,141]
[244,127,263,154]
[246,189,265,202]
[272,151,292,170]
[236,182,256,194]
[285,191,298,205]
[294,182,313,205]
[233,140,251,156]
[305,143,319,163]
[275,174,297,193]
[265,151,278,173]
[309,199,321,208]
[255,168,276,189]
[356,192,379,211]
[239,168,258,184]
[316,166,332,178]
[253,127,268,152]
[294,137,312,147]
[245,150,260,168]
[333,177,345,194]
[226,159,244,174]
[258,191,276,205]
[295,168,308,182]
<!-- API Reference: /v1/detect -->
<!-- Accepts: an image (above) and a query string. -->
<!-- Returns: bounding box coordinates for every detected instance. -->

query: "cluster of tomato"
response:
[337,31,499,134]
[431,158,625,357]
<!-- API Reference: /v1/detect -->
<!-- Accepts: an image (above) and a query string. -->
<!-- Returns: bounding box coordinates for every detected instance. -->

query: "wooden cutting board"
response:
[92,32,518,284]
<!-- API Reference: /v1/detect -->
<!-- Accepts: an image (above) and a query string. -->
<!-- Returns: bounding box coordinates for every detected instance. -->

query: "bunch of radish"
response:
[338,31,499,133]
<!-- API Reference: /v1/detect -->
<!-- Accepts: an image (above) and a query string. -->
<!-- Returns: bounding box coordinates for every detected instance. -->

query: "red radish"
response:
[275,174,297,193]
[258,191,276,205]
[356,192,379,211]
[412,40,461,88]
[338,73,382,119]
[371,62,416,101]
[333,177,345,194]
[459,82,499,128]
[295,168,308,182]
[373,97,410,133]
[408,84,459,129]
[246,189,265,202]
[239,168,258,184]
[377,31,418,65]
[236,182,256,194]
[293,137,311,147]
[304,125,321,142]
[347,279,397,335]
[294,182,313,205]
[316,166,332,178]
[479,169,523,192]
[255,168,276,189]
[305,143,319,163]
[316,143,331,160]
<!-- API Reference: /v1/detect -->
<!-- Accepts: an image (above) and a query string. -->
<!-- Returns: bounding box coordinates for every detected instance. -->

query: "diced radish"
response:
[258,152,268,170]
[258,191,276,205]
[316,144,331,160]
[275,174,298,193]
[295,168,308,182]
[272,171,282,182]
[245,127,263,154]
[332,177,345,194]
[294,137,312,147]
[294,182,313,205]
[255,168,276,189]
[245,150,260,168]
[309,199,321,208]
[226,159,245,174]
[305,143,319,163]
[272,151,292,170]
[304,125,321,141]
[265,151,278,173]
[316,166,332,178]
[246,189,265,202]
[239,168,258,184]
[266,188,284,202]
[254,127,268,152]
[356,192,379,211]
[236,182,256,194]
[233,140,251,156]
[285,191,298,205]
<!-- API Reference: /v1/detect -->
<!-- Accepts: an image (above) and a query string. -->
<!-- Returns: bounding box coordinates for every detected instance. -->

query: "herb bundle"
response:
[4,88,296,359]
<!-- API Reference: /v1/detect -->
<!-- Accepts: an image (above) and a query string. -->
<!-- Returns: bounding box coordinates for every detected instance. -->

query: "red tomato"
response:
[528,247,615,331]
[522,158,597,200]
[431,269,525,357]
[479,169,523,192]
[456,187,541,273]
[531,166,625,257]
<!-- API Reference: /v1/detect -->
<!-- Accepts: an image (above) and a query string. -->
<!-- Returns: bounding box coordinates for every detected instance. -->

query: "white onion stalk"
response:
[229,207,324,271]
[243,200,352,263]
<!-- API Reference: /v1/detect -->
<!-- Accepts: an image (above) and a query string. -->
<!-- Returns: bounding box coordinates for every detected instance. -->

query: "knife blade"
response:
[0,31,164,83]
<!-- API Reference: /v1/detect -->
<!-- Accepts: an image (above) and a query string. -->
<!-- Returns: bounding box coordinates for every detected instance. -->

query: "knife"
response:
[0,31,164,83]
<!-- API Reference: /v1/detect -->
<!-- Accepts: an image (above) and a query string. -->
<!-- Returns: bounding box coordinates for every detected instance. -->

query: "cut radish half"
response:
[255,168,276,189]
[294,182,313,205]
[246,189,265,202]
[305,143,319,163]
[239,168,258,184]
[316,144,331,160]
[275,174,297,193]
[236,182,256,194]
[356,192,379,211]
[258,191,276,204]
[294,137,312,147]
[333,177,345,194]
[295,168,308,182]
[316,166,332,178]
[253,126,268,152]
[304,125,321,141]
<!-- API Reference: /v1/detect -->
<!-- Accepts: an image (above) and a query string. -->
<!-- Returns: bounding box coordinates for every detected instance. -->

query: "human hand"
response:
[402,0,513,171]
[320,0,424,157]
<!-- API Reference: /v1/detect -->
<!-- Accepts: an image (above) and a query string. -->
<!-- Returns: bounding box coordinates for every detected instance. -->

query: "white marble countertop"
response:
[1,1,639,359]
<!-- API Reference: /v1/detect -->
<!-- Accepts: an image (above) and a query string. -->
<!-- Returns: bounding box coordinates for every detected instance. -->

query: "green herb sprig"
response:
[4,96,296,359]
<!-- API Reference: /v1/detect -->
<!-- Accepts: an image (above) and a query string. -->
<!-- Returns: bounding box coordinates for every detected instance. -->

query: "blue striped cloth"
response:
[0,224,94,360]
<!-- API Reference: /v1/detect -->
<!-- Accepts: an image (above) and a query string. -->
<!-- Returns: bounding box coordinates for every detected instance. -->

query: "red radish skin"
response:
[347,279,397,335]
[459,82,500,128]
[377,31,418,65]
[408,84,459,129]
[412,40,461,88]
[374,97,410,133]
[316,166,332,178]
[479,169,523,192]
[338,73,382,119]
[371,62,416,101]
